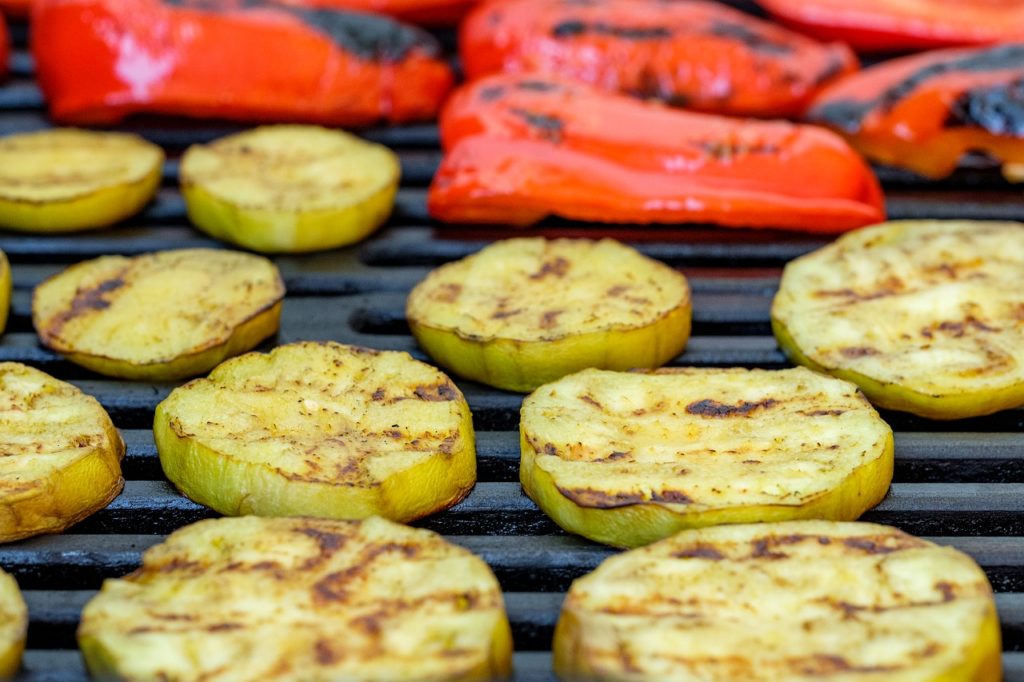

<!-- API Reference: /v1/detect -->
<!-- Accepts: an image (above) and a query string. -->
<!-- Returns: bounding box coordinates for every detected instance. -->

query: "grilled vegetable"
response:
[155,341,476,521]
[460,0,856,118]
[280,0,478,26]
[432,75,884,231]
[32,0,453,126]
[0,249,10,335]
[521,367,892,548]
[0,569,26,677]
[407,239,691,393]
[33,249,284,381]
[181,126,399,253]
[0,0,29,17]
[808,44,1024,180]
[554,520,1001,681]
[758,0,1024,53]
[0,363,124,543]
[0,15,8,82]
[0,129,163,233]
[78,516,513,681]
[773,221,1024,420]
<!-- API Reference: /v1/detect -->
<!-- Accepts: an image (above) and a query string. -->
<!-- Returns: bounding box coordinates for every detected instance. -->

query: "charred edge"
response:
[708,20,791,55]
[650,490,693,504]
[414,382,459,401]
[46,276,126,341]
[811,43,1024,132]
[509,108,565,143]
[530,257,571,279]
[839,346,879,358]
[557,486,645,508]
[686,398,778,418]
[551,20,673,40]
[673,544,725,561]
[794,655,898,675]
[948,77,1024,135]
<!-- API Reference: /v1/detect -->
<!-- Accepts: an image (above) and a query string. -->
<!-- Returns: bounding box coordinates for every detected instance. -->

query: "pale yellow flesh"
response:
[520,367,893,548]
[555,520,1001,682]
[181,125,399,253]
[32,248,284,381]
[0,570,26,678]
[0,362,124,543]
[407,238,692,392]
[78,516,513,682]
[155,341,476,522]
[772,220,1024,419]
[0,128,163,233]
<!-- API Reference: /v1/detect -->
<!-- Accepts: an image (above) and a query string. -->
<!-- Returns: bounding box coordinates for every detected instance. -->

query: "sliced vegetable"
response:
[773,220,1024,420]
[0,249,10,335]
[0,570,25,678]
[279,0,479,26]
[33,249,284,381]
[79,516,513,681]
[32,0,453,126]
[154,341,476,522]
[555,520,1002,681]
[407,238,691,392]
[460,0,856,118]
[0,129,163,233]
[808,44,1024,180]
[0,14,8,81]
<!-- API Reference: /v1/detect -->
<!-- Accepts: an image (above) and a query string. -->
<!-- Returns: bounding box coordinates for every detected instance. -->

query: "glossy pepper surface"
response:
[757,0,1024,53]
[32,0,453,126]
[808,43,1024,180]
[278,0,478,25]
[429,75,885,232]
[459,0,857,118]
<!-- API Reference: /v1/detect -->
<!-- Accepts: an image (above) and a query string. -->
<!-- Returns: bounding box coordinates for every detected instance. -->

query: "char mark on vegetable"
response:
[557,487,645,508]
[708,21,791,55]
[551,20,673,40]
[509,108,565,142]
[44,276,126,341]
[946,77,1024,135]
[686,398,778,417]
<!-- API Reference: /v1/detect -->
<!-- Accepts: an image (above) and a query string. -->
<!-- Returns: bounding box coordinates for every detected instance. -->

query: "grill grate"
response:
[4,12,1024,680]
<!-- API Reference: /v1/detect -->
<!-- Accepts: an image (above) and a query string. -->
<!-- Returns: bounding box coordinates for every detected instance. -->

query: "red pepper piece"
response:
[32,0,453,126]
[430,75,884,232]
[459,0,857,118]
[0,1,29,17]
[277,0,478,26]
[0,15,7,81]
[808,44,1024,179]
[757,0,1024,53]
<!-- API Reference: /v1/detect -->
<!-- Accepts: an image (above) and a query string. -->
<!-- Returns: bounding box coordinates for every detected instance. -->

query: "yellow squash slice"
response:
[78,516,513,682]
[154,341,476,522]
[33,248,284,381]
[773,220,1024,420]
[0,569,26,678]
[554,520,1001,682]
[0,249,11,336]
[521,367,892,548]
[407,238,691,392]
[0,362,124,543]
[180,125,400,253]
[0,129,163,233]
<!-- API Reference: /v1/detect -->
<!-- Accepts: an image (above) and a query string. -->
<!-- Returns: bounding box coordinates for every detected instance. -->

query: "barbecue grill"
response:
[4,8,1024,681]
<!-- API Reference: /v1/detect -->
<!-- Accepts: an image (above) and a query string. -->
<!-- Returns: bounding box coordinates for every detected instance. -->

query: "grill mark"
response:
[839,346,880,358]
[433,283,462,303]
[580,394,603,409]
[708,20,791,55]
[43,275,127,342]
[414,382,459,401]
[651,490,692,504]
[551,20,673,40]
[799,409,846,417]
[530,257,571,279]
[686,398,778,417]
[509,108,564,143]
[843,534,928,554]
[792,654,897,675]
[673,544,725,561]
[694,140,781,161]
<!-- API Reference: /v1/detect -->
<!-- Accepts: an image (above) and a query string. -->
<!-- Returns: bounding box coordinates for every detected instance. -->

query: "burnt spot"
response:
[694,139,780,160]
[540,310,564,329]
[748,534,821,560]
[434,283,462,303]
[510,108,565,143]
[491,308,523,319]
[949,76,1024,135]
[925,316,1000,339]
[840,346,879,359]
[673,544,725,561]
[792,654,896,675]
[607,285,628,297]
[371,388,386,401]
[542,443,559,456]
[742,459,761,464]
[551,20,673,40]
[816,53,851,86]
[708,21,791,55]
[157,557,202,574]
[530,257,571,280]
[580,394,603,409]
[516,79,562,92]
[935,581,957,602]
[843,534,927,555]
[557,486,645,508]
[315,640,337,665]
[651,490,693,504]
[599,450,631,462]
[45,276,126,341]
[686,398,778,418]
[799,409,846,417]
[298,527,348,555]
[414,382,459,401]
[438,436,457,455]
[207,623,242,632]
[478,85,505,102]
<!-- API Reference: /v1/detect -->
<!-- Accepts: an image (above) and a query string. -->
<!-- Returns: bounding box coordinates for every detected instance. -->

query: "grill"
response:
[5,10,1024,681]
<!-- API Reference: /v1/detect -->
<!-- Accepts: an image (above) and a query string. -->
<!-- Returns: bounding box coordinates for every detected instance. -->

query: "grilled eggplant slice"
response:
[407,239,691,393]
[0,129,163,233]
[554,520,1001,681]
[155,341,476,522]
[181,125,400,253]
[78,516,513,681]
[0,569,25,677]
[773,220,1024,420]
[33,248,284,381]
[521,367,892,548]
[0,363,124,543]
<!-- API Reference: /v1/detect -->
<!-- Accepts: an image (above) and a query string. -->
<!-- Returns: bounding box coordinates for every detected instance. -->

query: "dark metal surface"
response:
[3,11,1024,680]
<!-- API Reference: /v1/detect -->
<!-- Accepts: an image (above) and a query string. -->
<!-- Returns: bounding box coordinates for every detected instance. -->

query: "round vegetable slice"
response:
[407,238,691,392]
[0,362,124,543]
[554,520,1001,681]
[772,220,1024,420]
[33,248,284,381]
[0,569,26,677]
[154,341,476,521]
[181,125,400,253]
[0,129,163,232]
[0,248,11,336]
[78,516,513,681]
[521,367,892,548]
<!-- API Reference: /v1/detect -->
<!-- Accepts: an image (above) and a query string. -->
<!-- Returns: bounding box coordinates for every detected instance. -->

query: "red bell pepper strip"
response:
[32,0,453,126]
[429,75,885,232]
[807,44,1024,180]
[0,15,8,81]
[277,0,478,26]
[0,1,29,17]
[757,0,1024,53]
[459,0,857,118]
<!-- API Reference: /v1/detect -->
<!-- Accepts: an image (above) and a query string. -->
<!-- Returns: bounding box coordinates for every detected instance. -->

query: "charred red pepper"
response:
[32,0,453,126]
[430,75,885,232]
[459,0,857,118]
[0,15,8,82]
[757,0,1024,53]
[278,0,478,26]
[808,43,1024,179]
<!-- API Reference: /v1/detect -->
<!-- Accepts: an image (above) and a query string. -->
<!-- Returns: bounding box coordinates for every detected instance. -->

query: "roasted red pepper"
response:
[459,0,857,118]
[757,0,1024,53]
[32,0,453,126]
[278,0,478,26]
[430,75,885,232]
[0,15,8,82]
[808,43,1024,179]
